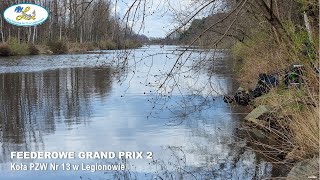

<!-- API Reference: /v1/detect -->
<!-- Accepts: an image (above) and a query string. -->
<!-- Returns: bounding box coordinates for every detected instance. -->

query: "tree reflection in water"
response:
[0,67,113,163]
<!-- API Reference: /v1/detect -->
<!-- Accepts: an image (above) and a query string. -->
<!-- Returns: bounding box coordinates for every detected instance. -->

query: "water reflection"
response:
[0,67,113,163]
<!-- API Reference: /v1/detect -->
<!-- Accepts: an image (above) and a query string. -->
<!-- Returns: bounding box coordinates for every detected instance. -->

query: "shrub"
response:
[47,41,68,54]
[85,43,95,51]
[7,38,29,56]
[80,42,95,51]
[96,40,142,50]
[104,40,117,50]
[98,40,117,50]
[28,44,39,55]
[0,43,11,56]
[117,40,142,49]
[68,42,96,52]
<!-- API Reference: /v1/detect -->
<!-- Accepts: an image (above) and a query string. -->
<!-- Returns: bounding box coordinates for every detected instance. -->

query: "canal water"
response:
[0,45,272,179]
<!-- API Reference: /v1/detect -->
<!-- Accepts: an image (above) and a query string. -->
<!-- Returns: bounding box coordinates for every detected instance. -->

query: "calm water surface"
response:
[0,46,272,179]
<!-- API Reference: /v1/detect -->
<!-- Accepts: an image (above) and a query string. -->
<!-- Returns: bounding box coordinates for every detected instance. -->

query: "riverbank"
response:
[0,39,142,56]
[230,29,319,178]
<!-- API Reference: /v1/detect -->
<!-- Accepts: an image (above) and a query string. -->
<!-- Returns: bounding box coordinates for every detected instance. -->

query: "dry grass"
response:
[232,32,297,89]
[289,106,319,159]
[253,82,319,160]
[243,83,319,180]
[68,42,96,52]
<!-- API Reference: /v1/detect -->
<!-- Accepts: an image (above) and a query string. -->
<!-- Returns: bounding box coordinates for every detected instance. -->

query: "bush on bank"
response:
[94,40,141,50]
[0,38,40,56]
[7,38,30,56]
[119,40,142,49]
[47,40,68,54]
[0,43,11,56]
[28,44,40,55]
[68,42,96,52]
[101,40,117,50]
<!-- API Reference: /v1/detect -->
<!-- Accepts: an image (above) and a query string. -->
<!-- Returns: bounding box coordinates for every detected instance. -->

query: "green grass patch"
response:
[7,38,30,56]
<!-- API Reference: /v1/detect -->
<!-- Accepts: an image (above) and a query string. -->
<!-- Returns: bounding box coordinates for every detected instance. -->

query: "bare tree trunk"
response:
[257,0,292,44]
[53,0,59,40]
[32,26,36,43]
[60,25,62,41]
[28,27,32,43]
[112,0,118,41]
[303,11,313,44]
[274,0,279,18]
[80,26,83,44]
[0,16,4,43]
[18,28,21,43]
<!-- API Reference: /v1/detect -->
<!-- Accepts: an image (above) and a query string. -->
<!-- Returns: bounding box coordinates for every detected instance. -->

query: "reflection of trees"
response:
[0,67,113,162]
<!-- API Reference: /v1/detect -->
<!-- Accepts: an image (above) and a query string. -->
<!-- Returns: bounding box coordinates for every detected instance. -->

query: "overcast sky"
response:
[115,0,208,38]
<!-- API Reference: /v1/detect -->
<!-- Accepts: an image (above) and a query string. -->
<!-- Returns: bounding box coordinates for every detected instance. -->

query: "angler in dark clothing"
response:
[223,73,279,106]
[223,87,251,106]
[234,88,251,106]
[251,73,279,98]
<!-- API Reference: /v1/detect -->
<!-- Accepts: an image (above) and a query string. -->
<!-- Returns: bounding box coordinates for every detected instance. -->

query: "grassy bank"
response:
[0,38,142,56]
[0,39,40,56]
[232,27,319,178]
